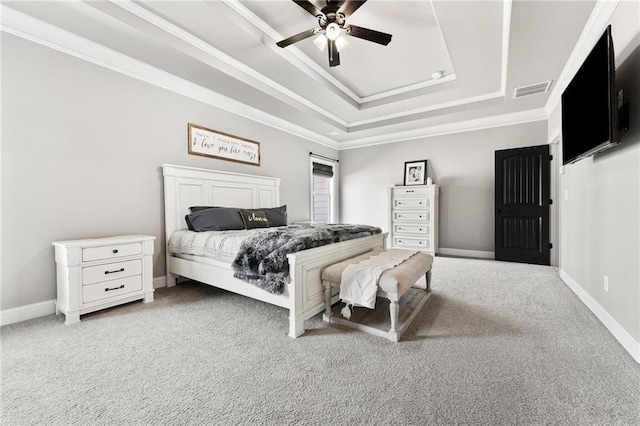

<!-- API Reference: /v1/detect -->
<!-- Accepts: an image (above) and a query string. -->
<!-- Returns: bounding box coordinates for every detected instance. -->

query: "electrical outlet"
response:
[604,275,609,292]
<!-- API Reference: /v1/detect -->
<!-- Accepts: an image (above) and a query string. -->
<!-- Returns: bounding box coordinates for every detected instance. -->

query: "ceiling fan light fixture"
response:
[335,35,348,52]
[325,22,341,40]
[313,34,328,51]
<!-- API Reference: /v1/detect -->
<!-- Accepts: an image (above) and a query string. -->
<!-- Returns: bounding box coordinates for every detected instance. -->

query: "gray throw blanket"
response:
[231,224,382,294]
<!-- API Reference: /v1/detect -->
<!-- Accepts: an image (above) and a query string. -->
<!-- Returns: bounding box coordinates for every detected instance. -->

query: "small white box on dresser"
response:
[52,235,155,324]
[388,185,439,255]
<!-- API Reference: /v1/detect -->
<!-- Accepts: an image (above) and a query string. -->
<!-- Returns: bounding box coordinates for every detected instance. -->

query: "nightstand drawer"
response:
[83,259,142,285]
[394,198,429,209]
[394,224,428,234]
[393,236,430,249]
[82,243,142,262]
[394,211,429,222]
[83,275,142,304]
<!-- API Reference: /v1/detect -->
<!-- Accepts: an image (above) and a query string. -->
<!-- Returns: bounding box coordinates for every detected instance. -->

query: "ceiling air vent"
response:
[513,81,552,98]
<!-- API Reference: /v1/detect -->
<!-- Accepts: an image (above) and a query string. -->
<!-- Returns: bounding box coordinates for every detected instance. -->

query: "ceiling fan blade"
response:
[293,0,323,17]
[276,28,317,48]
[328,39,340,67]
[338,0,367,17]
[345,25,392,46]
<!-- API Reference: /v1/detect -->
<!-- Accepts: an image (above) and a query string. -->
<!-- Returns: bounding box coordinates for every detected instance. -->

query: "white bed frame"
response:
[162,164,387,337]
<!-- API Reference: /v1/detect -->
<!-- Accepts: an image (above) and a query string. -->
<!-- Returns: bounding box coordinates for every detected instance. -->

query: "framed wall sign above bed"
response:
[187,123,261,166]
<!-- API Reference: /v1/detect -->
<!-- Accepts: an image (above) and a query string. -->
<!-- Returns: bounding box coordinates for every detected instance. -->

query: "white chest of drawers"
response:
[388,185,439,255]
[52,235,155,324]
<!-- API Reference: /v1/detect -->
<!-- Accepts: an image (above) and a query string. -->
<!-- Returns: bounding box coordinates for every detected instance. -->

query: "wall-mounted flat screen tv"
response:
[561,25,619,165]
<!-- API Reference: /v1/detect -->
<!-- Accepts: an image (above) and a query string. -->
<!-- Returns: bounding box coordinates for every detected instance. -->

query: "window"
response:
[310,157,336,223]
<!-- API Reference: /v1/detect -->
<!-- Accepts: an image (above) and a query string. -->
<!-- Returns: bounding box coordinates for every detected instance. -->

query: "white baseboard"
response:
[560,269,640,364]
[439,248,495,259]
[153,276,166,289]
[0,299,57,326]
[2,276,167,326]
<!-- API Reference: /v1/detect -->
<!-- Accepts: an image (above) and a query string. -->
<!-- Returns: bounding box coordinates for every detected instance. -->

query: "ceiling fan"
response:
[276,0,392,67]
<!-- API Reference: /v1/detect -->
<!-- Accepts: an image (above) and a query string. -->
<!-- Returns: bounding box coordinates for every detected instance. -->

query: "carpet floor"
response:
[1,256,639,425]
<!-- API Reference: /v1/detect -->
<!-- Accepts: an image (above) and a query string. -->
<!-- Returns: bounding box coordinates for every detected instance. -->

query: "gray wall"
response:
[0,34,337,310]
[555,9,640,342]
[338,121,549,253]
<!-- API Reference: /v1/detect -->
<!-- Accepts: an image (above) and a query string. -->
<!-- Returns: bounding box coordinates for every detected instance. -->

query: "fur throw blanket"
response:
[231,224,381,294]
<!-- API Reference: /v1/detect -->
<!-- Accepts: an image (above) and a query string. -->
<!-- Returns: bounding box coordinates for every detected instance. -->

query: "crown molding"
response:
[1,3,551,152]
[350,90,504,127]
[111,0,349,127]
[338,108,548,150]
[544,0,620,115]
[0,5,339,149]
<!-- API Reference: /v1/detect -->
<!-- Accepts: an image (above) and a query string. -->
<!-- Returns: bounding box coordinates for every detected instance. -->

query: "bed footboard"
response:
[286,233,387,338]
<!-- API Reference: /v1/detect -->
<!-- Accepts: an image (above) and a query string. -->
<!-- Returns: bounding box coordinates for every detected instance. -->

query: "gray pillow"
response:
[189,205,287,227]
[185,207,245,232]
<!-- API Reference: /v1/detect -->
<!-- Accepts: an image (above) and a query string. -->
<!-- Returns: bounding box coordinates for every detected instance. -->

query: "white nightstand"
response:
[52,235,155,324]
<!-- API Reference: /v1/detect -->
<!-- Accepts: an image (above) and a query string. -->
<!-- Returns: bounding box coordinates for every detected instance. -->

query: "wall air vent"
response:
[513,81,552,98]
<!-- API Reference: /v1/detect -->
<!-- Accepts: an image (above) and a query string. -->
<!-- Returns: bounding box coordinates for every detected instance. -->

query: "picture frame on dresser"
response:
[403,160,427,186]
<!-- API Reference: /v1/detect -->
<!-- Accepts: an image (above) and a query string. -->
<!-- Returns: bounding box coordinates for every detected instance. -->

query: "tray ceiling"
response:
[1,0,597,149]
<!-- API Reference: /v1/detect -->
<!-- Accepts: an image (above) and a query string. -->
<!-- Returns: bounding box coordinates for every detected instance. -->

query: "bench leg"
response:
[323,280,333,318]
[426,269,432,292]
[389,300,399,333]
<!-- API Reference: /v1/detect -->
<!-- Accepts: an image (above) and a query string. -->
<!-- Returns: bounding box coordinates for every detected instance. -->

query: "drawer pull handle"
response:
[105,284,125,292]
[406,190,414,193]
[112,249,119,254]
[105,268,125,275]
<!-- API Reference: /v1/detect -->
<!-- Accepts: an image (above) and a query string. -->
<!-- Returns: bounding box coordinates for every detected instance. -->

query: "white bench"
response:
[321,248,433,342]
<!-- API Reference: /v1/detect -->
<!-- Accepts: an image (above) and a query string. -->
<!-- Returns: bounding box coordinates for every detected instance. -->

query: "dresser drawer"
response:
[393,198,429,209]
[394,224,428,234]
[82,243,142,262]
[393,236,431,250]
[82,275,142,304]
[392,187,429,196]
[82,259,142,285]
[393,211,430,222]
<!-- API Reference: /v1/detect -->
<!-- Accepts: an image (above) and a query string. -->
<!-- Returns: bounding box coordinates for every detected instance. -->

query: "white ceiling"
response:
[2,0,597,149]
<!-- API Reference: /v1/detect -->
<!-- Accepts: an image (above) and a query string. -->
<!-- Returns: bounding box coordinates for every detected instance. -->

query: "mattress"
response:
[167,228,272,263]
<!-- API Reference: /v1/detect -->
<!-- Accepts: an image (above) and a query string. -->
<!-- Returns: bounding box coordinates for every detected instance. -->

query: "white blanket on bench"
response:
[339,249,418,313]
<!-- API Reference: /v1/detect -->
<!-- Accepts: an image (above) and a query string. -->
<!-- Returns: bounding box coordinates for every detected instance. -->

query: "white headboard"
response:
[162,164,281,238]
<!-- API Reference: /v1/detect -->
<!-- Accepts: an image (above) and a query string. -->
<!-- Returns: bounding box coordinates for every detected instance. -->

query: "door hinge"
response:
[549,243,553,249]
[549,199,553,205]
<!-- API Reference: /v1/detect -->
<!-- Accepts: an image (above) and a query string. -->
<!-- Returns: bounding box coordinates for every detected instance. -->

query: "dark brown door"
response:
[495,145,551,265]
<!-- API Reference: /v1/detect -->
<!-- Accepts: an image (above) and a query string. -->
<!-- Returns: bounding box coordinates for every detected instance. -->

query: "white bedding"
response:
[168,229,272,263]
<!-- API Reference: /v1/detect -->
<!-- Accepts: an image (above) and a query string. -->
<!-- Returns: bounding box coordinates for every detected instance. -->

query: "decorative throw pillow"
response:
[239,209,270,229]
[185,207,245,232]
[249,205,287,227]
[189,205,287,227]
